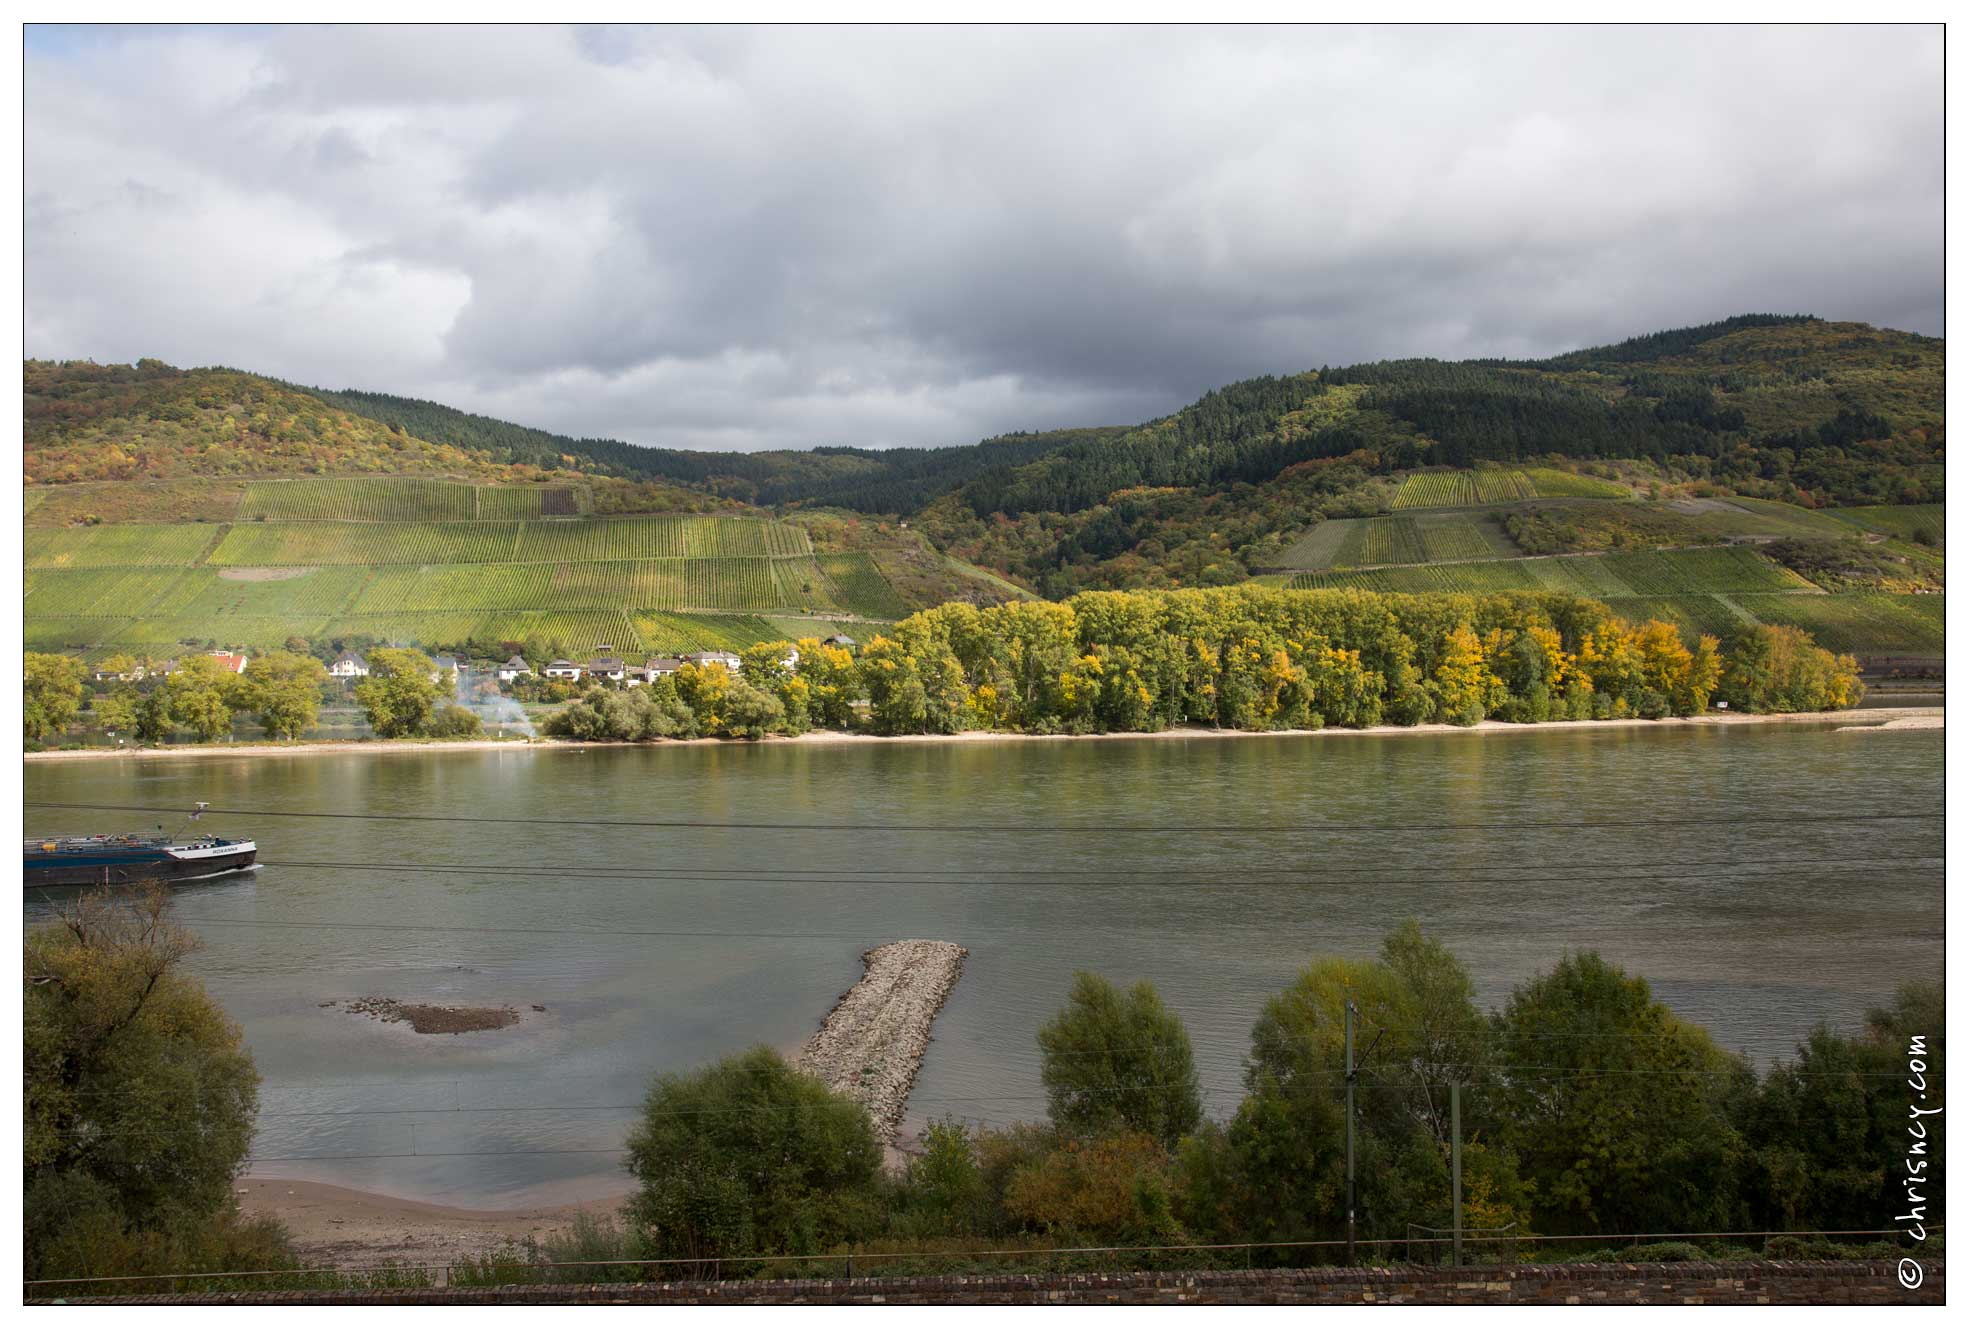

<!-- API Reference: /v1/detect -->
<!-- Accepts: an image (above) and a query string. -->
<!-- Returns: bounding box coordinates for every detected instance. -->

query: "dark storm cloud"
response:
[25,24,1942,452]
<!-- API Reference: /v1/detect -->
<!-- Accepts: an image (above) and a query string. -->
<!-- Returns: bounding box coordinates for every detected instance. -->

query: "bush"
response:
[25,889,286,1283]
[423,702,484,738]
[623,1047,882,1265]
[1621,1241,1709,1263]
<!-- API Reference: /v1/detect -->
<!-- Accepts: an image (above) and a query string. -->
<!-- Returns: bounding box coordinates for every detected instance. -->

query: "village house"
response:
[543,659,584,681]
[328,651,369,679]
[497,654,533,682]
[209,650,250,674]
[588,657,628,684]
[823,634,857,649]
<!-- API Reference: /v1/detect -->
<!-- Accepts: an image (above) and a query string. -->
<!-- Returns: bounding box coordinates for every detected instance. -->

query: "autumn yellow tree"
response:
[1432,624,1503,725]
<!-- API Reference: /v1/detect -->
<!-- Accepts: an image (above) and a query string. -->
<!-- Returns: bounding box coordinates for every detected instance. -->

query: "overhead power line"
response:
[23,800,1947,835]
[237,850,1944,888]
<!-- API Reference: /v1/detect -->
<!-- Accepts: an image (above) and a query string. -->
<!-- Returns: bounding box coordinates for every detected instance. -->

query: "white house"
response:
[209,651,250,675]
[497,654,533,682]
[329,651,369,679]
[588,657,628,684]
[823,634,857,649]
[778,645,800,671]
[543,659,584,681]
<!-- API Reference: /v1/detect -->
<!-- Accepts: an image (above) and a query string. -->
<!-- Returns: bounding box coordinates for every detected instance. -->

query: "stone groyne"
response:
[798,940,967,1143]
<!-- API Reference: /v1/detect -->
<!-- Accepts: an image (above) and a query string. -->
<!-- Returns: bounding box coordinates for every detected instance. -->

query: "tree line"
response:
[26,897,1938,1286]
[25,589,1864,749]
[23,647,484,747]
[598,926,1940,1272]
[549,587,1862,744]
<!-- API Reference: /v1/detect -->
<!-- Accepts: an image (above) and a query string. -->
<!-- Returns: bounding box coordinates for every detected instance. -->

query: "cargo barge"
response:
[24,832,258,889]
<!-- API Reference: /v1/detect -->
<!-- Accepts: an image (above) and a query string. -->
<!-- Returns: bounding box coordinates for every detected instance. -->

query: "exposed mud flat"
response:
[798,940,967,1144]
[335,996,528,1035]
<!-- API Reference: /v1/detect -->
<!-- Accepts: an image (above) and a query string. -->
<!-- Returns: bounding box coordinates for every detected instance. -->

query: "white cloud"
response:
[24,23,1943,452]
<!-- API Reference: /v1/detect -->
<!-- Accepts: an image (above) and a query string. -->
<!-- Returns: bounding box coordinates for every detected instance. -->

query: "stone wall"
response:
[38,1260,1943,1306]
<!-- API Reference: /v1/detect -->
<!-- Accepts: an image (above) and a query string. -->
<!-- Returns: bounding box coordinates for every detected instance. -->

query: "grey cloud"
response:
[25,23,1943,453]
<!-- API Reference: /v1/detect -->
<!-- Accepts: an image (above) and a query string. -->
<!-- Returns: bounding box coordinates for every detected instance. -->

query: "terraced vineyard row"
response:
[163,567,376,617]
[24,567,202,618]
[1390,470,1537,509]
[1729,592,1946,656]
[24,516,822,571]
[186,516,815,567]
[1519,468,1631,499]
[1390,467,1630,509]
[1598,595,1752,642]
[1277,513,1515,570]
[25,545,911,657]
[237,477,579,521]
[26,524,224,568]
[816,553,916,619]
[1286,547,1815,597]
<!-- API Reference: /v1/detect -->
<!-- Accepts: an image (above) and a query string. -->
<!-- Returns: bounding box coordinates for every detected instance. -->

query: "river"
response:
[23,719,1944,1208]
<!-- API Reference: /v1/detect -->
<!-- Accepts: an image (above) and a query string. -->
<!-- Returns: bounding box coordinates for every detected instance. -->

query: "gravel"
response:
[797,940,967,1144]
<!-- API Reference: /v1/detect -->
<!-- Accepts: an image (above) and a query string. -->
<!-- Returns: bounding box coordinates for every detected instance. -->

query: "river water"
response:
[23,720,1944,1208]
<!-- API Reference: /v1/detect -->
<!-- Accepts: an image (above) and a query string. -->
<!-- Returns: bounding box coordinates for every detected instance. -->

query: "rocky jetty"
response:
[798,940,967,1143]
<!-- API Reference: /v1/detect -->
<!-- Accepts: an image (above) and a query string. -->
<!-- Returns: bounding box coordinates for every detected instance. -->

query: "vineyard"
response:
[26,524,223,568]
[1598,595,1752,642]
[234,477,582,521]
[815,553,916,620]
[1521,468,1631,499]
[1390,470,1535,509]
[1389,467,1629,509]
[1286,562,1543,594]
[22,508,912,659]
[1278,513,1520,570]
[1729,591,1947,656]
[1827,503,1946,544]
[1287,547,1815,599]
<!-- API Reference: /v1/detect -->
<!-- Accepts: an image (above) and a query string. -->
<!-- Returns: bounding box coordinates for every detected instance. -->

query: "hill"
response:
[22,314,1944,662]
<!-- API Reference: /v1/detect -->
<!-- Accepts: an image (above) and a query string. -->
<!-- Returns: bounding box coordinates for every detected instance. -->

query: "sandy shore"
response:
[233,1178,630,1270]
[24,705,1942,762]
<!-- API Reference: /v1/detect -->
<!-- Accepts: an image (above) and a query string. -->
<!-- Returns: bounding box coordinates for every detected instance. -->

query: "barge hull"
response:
[25,849,259,889]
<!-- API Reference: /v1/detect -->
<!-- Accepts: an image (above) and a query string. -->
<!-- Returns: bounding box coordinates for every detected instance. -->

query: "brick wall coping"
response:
[28,1259,1943,1306]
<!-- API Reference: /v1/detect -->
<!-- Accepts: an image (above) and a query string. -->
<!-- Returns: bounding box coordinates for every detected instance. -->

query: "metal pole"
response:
[1345,997,1356,1265]
[1451,1082,1462,1269]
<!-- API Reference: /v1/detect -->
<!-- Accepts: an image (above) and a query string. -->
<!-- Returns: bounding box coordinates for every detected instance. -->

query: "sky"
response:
[24,24,1943,453]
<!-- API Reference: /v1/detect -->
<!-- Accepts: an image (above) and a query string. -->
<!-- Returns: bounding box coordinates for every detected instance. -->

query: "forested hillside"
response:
[24,315,1945,650]
[306,382,1129,513]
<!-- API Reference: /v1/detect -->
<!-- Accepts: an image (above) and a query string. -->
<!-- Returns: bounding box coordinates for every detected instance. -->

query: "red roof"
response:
[209,652,249,673]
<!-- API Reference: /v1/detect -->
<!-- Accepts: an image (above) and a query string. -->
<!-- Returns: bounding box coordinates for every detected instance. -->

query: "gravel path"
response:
[798,940,967,1144]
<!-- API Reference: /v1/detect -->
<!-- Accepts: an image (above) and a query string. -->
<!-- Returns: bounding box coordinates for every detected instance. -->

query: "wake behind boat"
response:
[24,815,258,889]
